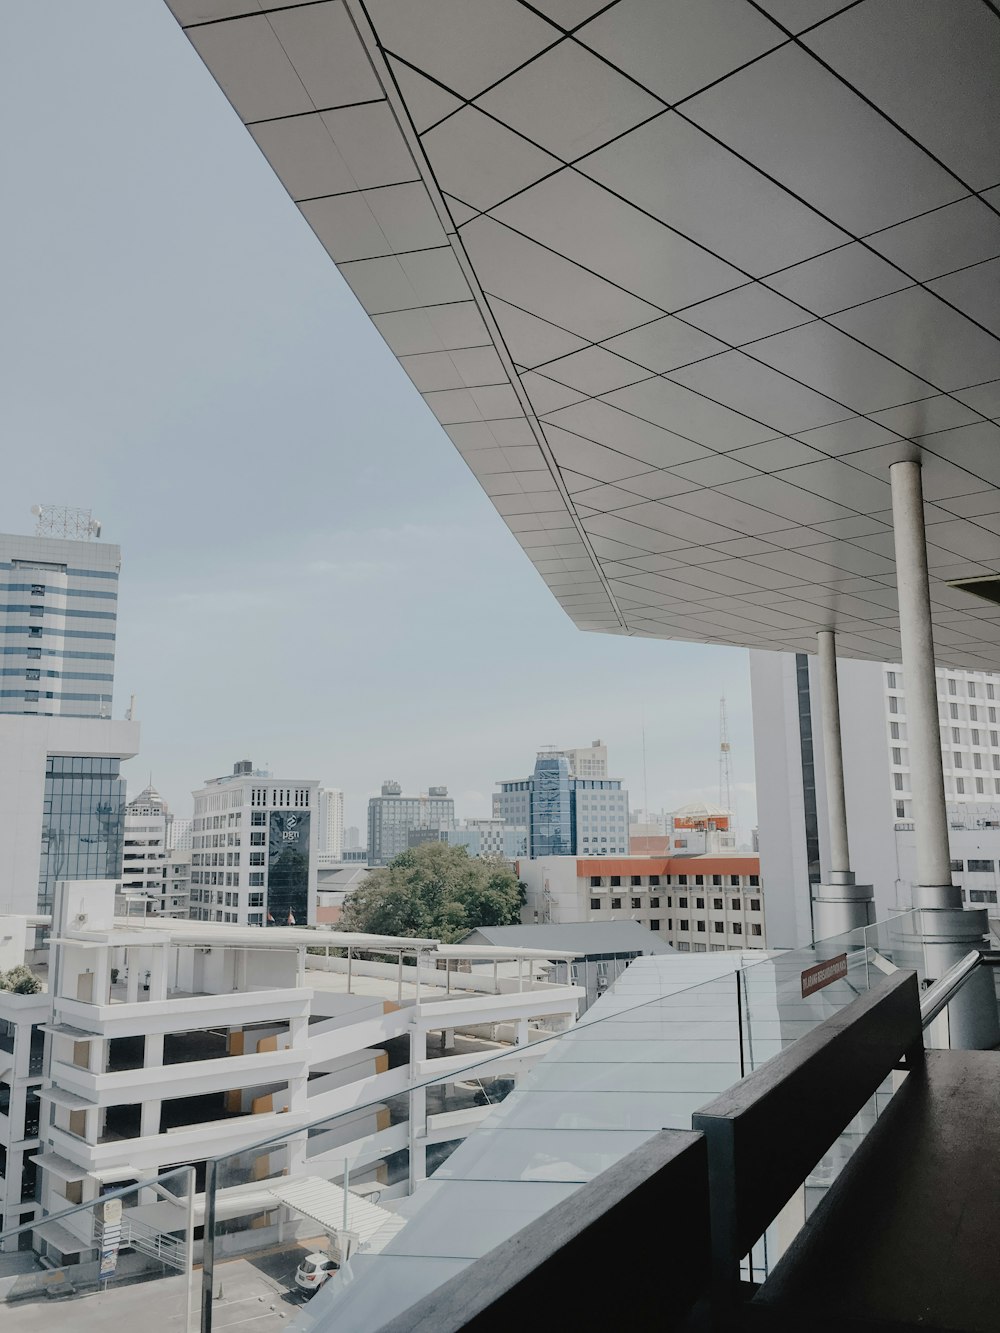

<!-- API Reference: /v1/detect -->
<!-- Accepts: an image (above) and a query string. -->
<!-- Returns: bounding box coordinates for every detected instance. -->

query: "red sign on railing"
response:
[800,953,848,998]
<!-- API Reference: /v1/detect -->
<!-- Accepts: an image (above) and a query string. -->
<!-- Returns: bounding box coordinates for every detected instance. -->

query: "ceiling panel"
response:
[171,0,1000,671]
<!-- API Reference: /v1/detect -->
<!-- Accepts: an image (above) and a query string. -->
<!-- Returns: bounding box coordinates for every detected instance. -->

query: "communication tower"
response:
[30,504,102,540]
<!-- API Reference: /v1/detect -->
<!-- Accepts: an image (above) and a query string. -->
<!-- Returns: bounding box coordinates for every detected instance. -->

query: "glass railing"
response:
[0,1163,197,1324]
[0,911,928,1329]
[195,912,924,1327]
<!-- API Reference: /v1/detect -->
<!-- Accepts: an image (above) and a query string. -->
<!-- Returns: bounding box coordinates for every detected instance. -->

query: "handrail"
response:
[919,950,982,1029]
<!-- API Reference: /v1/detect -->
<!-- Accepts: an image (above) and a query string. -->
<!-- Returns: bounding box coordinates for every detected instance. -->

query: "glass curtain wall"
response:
[37,756,125,912]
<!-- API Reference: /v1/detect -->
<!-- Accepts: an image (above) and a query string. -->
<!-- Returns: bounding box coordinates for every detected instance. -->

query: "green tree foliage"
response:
[338,842,525,943]
[0,964,42,995]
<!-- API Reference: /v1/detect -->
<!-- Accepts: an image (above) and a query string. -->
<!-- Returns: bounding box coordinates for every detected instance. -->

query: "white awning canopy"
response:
[267,1176,397,1247]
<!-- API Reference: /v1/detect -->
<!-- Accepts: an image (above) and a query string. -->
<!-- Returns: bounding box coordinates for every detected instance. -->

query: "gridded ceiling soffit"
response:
[167,0,1000,670]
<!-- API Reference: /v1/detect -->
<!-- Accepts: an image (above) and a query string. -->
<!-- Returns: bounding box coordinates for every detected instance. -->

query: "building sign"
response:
[268,811,311,926]
[800,953,848,998]
[99,1197,122,1279]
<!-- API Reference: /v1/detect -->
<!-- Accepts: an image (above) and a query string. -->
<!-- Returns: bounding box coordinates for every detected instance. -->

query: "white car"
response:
[294,1253,338,1295]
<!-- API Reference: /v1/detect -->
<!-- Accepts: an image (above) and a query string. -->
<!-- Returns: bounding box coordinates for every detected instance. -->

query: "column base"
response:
[812,883,874,941]
[908,906,998,1050]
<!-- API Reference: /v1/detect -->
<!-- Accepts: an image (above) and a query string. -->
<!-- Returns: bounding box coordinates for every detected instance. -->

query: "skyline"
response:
[1,1,756,836]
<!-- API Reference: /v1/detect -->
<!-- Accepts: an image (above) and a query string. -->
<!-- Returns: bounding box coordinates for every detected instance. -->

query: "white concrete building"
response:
[550,740,608,780]
[169,817,193,852]
[518,855,766,953]
[752,652,1000,948]
[12,880,581,1268]
[0,715,139,916]
[318,787,345,860]
[190,761,319,928]
[0,918,48,1241]
[0,529,119,721]
[122,784,183,919]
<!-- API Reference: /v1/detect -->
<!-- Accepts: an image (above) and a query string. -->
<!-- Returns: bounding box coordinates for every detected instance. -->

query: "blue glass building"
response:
[498,755,630,859]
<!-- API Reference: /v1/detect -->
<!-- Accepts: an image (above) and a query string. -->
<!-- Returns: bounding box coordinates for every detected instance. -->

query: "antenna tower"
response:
[31,504,102,540]
[719,695,735,822]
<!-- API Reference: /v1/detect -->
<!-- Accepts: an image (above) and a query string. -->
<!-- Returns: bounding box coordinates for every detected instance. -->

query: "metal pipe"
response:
[200,1158,217,1333]
[889,461,956,898]
[817,629,851,876]
[920,949,982,1029]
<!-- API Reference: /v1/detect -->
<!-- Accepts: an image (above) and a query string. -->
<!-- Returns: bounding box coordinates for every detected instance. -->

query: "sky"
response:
[0,2,757,836]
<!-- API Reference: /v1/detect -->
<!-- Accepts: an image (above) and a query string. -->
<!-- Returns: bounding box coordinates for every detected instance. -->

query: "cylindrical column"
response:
[817,630,850,876]
[889,460,956,901]
[812,631,873,939]
[889,459,998,1049]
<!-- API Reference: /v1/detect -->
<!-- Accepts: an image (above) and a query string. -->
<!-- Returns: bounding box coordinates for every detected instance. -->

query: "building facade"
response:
[367,782,454,866]
[496,752,630,858]
[0,531,119,720]
[122,785,191,919]
[10,880,580,1264]
[190,761,318,926]
[318,787,345,860]
[0,715,138,916]
[751,650,1000,948]
[518,855,766,953]
[407,819,529,861]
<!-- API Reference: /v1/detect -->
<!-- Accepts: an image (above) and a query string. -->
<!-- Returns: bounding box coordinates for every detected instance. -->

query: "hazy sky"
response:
[1,2,757,834]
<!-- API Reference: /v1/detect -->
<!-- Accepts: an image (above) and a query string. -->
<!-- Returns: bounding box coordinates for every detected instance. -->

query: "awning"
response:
[39,1023,94,1040]
[267,1176,396,1247]
[38,1086,91,1111]
[28,1152,88,1183]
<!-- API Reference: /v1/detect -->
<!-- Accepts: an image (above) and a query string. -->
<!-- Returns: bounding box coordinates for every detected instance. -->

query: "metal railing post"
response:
[201,1158,217,1333]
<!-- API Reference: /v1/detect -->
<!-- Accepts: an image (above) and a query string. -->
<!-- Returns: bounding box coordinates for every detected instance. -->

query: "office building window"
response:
[967,860,994,872]
[749,899,761,912]
[590,898,600,910]
[896,801,906,817]
[610,876,621,887]
[650,897,659,908]
[886,671,896,689]
[611,897,621,909]
[888,696,898,713]
[890,721,900,739]
[713,898,723,910]
[894,773,904,791]
[631,897,641,909]
[648,876,660,886]
[712,874,722,886]
[650,919,660,931]
[969,890,998,904]
[696,920,706,932]
[678,896,688,908]
[731,897,741,909]
[590,876,601,887]
[631,875,641,886]
[731,875,740,886]
[732,923,743,934]
[695,897,705,909]
[751,924,762,936]
[950,703,959,720]
[249,872,264,886]
[957,778,965,793]
[976,778,985,793]
[954,752,963,768]
[969,682,977,698]
[714,922,724,933]
[679,919,689,931]
[949,679,957,695]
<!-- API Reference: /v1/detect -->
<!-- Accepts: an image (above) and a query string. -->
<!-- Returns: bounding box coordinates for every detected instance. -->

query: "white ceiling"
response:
[167,0,1000,668]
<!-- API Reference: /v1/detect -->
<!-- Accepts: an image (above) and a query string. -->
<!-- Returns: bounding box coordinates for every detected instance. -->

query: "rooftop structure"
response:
[367,781,454,866]
[0,528,119,720]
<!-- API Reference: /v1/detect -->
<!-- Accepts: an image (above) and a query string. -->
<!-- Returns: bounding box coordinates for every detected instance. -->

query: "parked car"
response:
[295,1253,339,1295]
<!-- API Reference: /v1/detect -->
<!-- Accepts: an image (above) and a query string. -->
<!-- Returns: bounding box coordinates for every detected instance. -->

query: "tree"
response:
[338,841,525,943]
[0,964,42,995]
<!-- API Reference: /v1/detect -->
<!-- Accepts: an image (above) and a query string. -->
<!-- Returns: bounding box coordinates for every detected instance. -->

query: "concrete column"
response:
[889,459,999,1049]
[140,1032,164,1136]
[812,630,873,939]
[408,1025,427,1191]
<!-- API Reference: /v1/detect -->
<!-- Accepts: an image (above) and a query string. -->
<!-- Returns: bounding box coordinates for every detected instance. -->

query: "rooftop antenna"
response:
[719,695,739,839]
[641,714,649,820]
[31,504,102,540]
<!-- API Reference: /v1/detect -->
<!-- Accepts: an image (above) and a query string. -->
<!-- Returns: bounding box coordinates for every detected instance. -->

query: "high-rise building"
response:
[367,781,455,866]
[122,783,190,918]
[496,750,630,858]
[407,818,529,861]
[0,714,139,915]
[190,761,318,926]
[751,651,1000,948]
[549,740,608,780]
[318,787,345,859]
[0,529,119,719]
[344,825,361,852]
[169,816,193,851]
